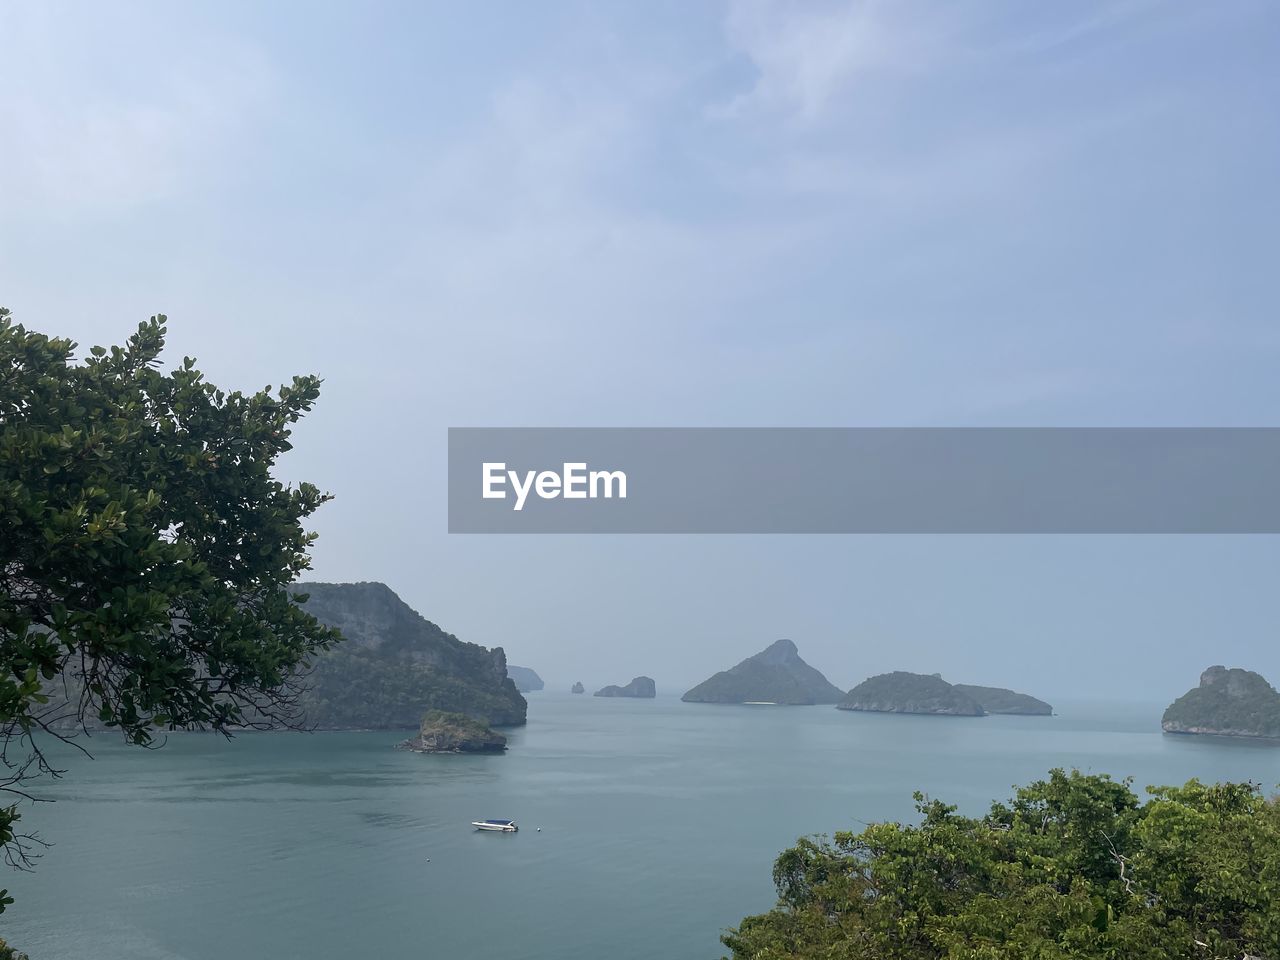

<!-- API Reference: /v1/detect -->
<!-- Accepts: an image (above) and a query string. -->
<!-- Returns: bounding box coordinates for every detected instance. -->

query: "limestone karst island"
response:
[682,639,844,705]
[594,677,657,698]
[1162,666,1280,739]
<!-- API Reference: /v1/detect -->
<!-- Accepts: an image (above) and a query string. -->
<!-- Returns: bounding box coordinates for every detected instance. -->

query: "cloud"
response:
[716,0,934,124]
[391,63,814,328]
[0,6,274,220]
[993,0,1170,57]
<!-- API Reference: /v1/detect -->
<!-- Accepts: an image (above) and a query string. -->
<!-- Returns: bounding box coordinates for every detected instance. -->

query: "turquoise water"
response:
[4,694,1279,959]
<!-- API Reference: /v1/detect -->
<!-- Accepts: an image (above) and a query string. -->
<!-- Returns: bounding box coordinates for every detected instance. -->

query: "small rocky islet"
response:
[396,710,508,754]
[594,676,656,698]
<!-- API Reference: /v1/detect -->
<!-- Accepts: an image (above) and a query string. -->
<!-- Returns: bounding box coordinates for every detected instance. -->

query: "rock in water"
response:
[682,639,844,705]
[396,711,507,753]
[291,581,527,728]
[571,682,585,694]
[507,665,545,692]
[952,684,1053,716]
[1162,666,1280,739]
[838,672,985,716]
[594,677,656,698]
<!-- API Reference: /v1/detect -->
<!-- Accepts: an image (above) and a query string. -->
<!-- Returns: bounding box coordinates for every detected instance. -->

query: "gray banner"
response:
[447,428,1280,533]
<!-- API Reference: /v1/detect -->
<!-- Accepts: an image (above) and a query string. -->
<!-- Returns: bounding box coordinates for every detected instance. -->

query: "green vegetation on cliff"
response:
[682,640,843,705]
[953,683,1053,715]
[724,770,1280,960]
[838,672,985,716]
[396,710,507,754]
[1162,665,1280,739]
[294,582,526,728]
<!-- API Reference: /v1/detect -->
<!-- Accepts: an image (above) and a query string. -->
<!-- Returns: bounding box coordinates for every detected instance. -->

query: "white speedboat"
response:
[472,819,518,832]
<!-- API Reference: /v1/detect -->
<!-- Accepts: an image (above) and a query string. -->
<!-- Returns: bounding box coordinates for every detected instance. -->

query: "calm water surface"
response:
[5,694,1279,959]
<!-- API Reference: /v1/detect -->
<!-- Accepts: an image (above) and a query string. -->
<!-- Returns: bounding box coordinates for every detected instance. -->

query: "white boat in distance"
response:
[472,819,518,832]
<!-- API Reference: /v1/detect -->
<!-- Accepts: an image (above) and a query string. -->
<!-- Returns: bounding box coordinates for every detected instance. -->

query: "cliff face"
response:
[293,582,527,728]
[507,666,544,692]
[952,684,1053,716]
[595,676,656,698]
[838,672,985,716]
[1162,666,1280,739]
[682,640,844,705]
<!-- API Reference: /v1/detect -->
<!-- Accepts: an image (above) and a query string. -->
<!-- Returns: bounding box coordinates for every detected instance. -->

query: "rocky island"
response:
[1162,665,1280,740]
[952,684,1053,716]
[291,582,527,729]
[571,682,585,694]
[594,676,656,698]
[838,672,985,716]
[682,639,844,705]
[395,710,507,753]
[507,665,544,692]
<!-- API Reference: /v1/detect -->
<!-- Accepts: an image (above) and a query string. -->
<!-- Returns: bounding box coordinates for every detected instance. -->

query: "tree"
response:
[723,769,1280,959]
[0,309,340,911]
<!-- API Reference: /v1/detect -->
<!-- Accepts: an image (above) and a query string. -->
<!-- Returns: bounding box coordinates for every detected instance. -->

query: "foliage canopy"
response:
[0,309,338,910]
[723,769,1280,960]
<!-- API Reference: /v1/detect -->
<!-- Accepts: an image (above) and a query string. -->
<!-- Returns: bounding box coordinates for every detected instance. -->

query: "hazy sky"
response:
[2,2,1278,701]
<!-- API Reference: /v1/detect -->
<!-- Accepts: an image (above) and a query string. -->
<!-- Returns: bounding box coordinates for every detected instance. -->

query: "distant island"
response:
[595,677,656,698]
[682,639,844,705]
[838,672,985,716]
[952,684,1053,716]
[395,710,507,754]
[1162,665,1280,740]
[507,665,544,692]
[571,681,585,694]
[291,582,527,729]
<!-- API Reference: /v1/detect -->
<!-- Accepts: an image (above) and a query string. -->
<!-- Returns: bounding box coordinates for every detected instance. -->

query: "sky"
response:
[1,1,1278,701]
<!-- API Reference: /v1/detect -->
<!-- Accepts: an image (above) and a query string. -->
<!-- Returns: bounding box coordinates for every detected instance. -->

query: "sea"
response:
[4,693,1278,959]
